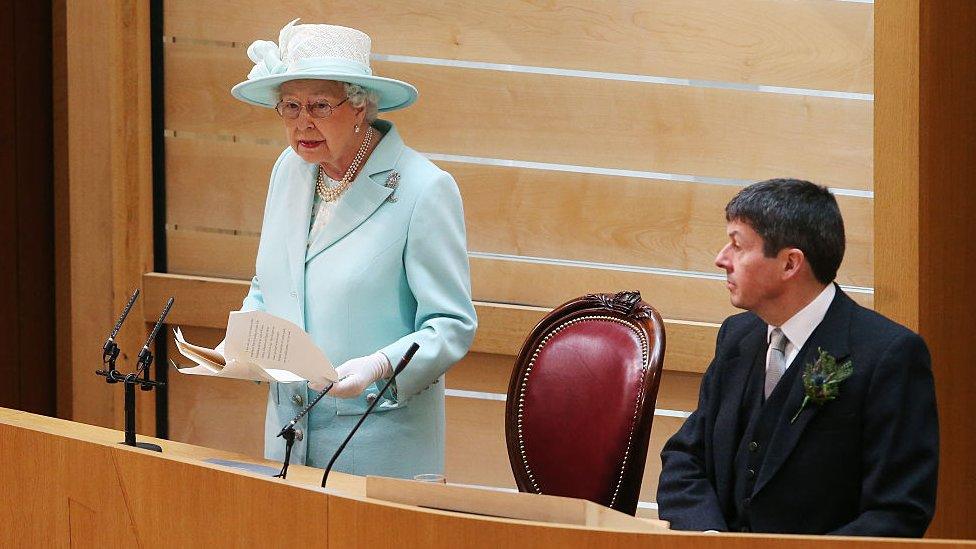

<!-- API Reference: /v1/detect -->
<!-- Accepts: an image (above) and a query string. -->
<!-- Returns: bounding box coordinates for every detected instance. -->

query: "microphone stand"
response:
[97,295,173,452]
[321,343,419,488]
[274,380,337,479]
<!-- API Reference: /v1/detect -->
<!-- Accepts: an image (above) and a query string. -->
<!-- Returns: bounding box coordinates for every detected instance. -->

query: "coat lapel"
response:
[712,318,766,503]
[283,160,317,312]
[751,286,854,496]
[305,121,403,263]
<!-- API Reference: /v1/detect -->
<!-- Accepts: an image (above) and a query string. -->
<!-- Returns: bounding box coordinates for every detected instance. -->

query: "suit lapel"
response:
[752,286,854,496]
[713,318,766,502]
[305,121,403,263]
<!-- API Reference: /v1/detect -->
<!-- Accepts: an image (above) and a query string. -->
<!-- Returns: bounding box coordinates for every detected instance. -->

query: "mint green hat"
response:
[231,19,418,112]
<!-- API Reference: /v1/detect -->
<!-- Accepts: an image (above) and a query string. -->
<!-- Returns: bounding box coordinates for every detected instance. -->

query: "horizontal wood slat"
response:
[143,272,719,374]
[164,0,873,93]
[165,137,874,287]
[166,228,258,280]
[468,302,717,374]
[467,256,875,322]
[164,42,873,190]
[162,232,875,324]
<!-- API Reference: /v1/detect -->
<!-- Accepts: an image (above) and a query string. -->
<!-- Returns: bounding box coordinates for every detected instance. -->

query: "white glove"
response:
[313,352,391,398]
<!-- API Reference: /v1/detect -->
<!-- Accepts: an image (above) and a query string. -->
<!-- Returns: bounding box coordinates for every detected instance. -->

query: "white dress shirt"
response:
[766,283,836,373]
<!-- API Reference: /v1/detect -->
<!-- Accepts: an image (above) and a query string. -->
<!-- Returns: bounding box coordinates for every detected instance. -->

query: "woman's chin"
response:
[292,143,327,164]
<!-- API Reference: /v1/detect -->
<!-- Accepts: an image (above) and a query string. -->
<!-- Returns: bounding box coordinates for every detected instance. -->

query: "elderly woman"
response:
[229,19,477,478]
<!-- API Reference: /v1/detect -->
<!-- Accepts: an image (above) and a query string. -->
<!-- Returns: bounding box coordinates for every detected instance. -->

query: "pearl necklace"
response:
[316,126,376,202]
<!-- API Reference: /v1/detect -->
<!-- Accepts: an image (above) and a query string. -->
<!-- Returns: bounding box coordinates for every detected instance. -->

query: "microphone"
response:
[321,342,419,488]
[137,297,174,388]
[101,289,140,382]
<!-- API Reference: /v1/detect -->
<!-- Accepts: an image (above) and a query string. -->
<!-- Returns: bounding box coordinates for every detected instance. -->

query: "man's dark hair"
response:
[725,178,845,284]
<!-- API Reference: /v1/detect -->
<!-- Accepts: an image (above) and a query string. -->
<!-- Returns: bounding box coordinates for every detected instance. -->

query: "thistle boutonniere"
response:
[384,171,401,203]
[790,348,853,424]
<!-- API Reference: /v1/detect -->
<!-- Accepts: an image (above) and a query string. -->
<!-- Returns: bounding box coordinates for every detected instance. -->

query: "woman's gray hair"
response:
[343,82,379,123]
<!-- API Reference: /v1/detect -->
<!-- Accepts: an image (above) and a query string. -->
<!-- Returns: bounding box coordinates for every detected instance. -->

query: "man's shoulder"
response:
[846,296,924,348]
[720,310,764,339]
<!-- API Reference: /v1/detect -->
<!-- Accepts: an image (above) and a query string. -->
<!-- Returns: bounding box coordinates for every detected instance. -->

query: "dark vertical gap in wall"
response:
[0,0,21,410]
[151,0,169,439]
[0,0,55,415]
[14,0,55,416]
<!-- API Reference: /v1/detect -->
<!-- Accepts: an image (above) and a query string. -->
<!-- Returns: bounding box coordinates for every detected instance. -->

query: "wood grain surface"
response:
[164,42,873,190]
[164,0,873,92]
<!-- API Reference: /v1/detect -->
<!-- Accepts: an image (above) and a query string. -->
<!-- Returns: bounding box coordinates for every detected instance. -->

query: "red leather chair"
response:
[504,291,665,515]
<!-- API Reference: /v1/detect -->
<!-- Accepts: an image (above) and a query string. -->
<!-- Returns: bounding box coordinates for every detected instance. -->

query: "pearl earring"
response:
[355,124,360,133]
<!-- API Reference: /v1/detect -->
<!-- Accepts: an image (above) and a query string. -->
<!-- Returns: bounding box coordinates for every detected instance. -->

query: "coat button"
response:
[747,468,756,479]
[290,291,298,298]
[294,429,304,441]
[291,394,304,406]
[740,526,750,532]
[365,393,378,405]
[748,441,759,452]
[743,497,751,509]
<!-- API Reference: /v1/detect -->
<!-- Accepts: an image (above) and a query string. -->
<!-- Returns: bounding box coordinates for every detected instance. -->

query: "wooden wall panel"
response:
[164,43,873,190]
[876,1,976,539]
[454,164,873,288]
[165,137,275,232]
[56,1,155,431]
[165,137,874,287]
[164,0,873,93]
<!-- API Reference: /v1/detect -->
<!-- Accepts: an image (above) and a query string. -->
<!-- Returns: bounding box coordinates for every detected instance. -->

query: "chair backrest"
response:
[504,291,665,515]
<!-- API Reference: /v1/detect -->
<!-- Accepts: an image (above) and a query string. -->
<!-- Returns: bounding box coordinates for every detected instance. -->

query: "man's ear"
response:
[781,248,806,280]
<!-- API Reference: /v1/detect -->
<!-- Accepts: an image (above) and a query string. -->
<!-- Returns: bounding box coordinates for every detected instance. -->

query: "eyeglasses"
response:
[275,97,349,119]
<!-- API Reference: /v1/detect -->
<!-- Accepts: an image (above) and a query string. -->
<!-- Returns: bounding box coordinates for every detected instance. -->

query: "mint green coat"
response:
[240,120,477,477]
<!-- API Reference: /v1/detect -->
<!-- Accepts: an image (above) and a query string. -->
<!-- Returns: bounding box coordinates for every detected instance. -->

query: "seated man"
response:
[657,179,938,536]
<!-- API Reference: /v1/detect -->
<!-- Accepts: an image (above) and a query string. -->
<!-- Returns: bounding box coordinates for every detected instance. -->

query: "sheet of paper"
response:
[172,311,338,386]
[224,310,338,384]
[173,327,225,371]
[172,360,305,383]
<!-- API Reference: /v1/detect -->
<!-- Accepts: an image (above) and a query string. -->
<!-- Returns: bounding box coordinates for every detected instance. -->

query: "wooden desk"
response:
[0,408,969,548]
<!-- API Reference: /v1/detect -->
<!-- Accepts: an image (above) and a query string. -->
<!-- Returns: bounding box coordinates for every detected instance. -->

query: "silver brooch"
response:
[384,171,400,203]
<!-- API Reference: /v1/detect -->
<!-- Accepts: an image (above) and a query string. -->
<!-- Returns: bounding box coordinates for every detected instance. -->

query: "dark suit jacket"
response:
[658,287,939,536]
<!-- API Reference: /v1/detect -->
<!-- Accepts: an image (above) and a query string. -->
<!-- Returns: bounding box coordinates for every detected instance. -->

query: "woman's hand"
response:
[313,352,391,398]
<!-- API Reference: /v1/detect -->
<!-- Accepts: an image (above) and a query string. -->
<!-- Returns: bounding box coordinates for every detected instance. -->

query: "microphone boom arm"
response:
[320,342,419,488]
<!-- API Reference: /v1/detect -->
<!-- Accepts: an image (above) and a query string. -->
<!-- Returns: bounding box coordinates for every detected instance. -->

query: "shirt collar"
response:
[767,283,836,349]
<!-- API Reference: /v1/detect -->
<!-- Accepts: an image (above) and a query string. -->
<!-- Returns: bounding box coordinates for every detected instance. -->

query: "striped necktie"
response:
[764,328,789,399]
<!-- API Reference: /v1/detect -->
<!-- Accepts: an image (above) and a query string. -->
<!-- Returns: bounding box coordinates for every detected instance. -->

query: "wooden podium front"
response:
[0,408,968,548]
